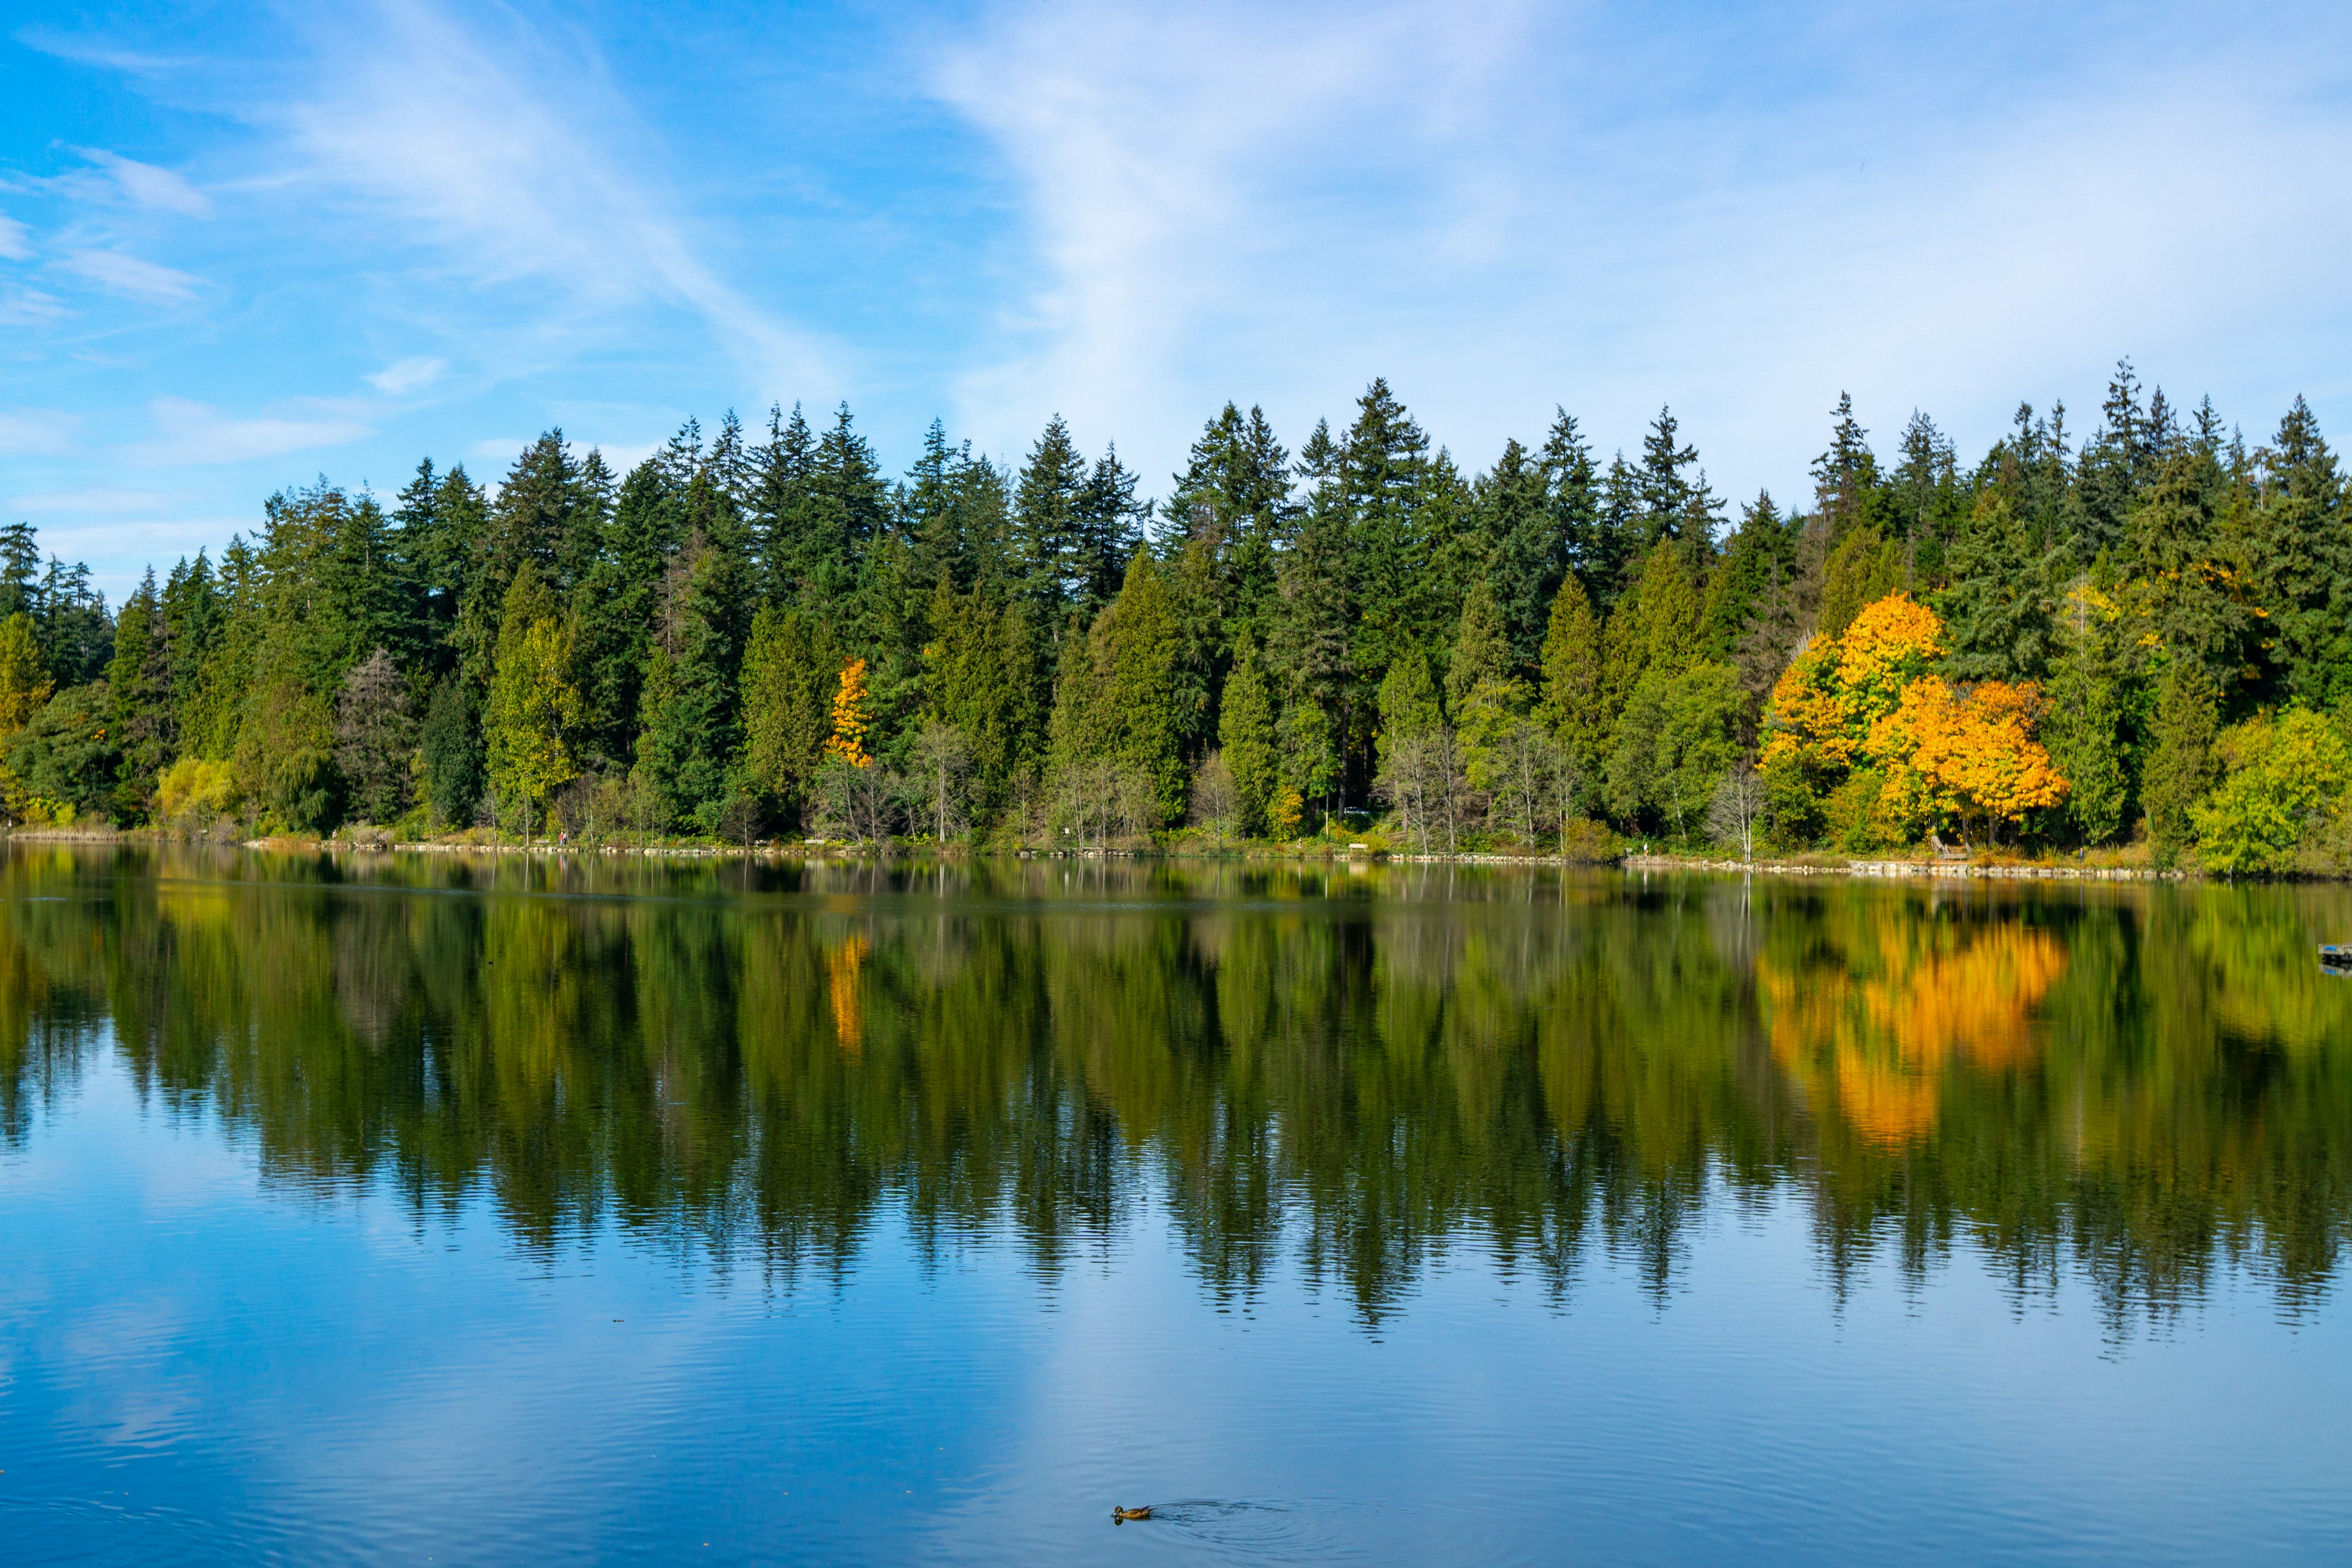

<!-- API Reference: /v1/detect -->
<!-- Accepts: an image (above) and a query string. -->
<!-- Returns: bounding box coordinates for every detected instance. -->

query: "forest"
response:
[1,363,2346,870]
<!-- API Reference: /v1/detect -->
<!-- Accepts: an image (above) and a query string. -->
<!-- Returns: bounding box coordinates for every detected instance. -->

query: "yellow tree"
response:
[1759,591,1943,838]
[824,657,870,767]
[1871,677,2068,843]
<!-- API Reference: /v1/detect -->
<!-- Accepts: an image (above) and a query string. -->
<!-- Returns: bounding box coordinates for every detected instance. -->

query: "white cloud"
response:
[0,409,78,456]
[129,396,369,466]
[73,148,214,217]
[6,486,173,514]
[258,0,827,393]
[59,249,202,303]
[933,0,2352,497]
[0,211,30,260]
[366,355,447,395]
[0,289,69,325]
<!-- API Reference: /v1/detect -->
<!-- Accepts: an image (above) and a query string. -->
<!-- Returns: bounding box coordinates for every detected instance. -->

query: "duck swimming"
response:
[1112,1506,1153,1523]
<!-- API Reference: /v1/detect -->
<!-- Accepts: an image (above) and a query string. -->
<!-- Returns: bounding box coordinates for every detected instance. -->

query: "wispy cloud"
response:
[935,0,2352,490]
[366,356,447,396]
[59,249,202,303]
[129,396,369,466]
[0,408,79,456]
[0,211,30,260]
[0,289,69,325]
[72,148,214,217]
[255,0,827,392]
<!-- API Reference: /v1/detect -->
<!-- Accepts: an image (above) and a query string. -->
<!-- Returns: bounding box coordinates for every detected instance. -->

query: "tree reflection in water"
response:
[1,845,2345,1329]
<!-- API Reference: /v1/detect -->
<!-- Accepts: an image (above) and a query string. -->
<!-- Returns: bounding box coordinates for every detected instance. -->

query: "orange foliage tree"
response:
[823,658,871,767]
[1871,677,2068,842]
[1760,592,1943,838]
[1762,590,2067,846]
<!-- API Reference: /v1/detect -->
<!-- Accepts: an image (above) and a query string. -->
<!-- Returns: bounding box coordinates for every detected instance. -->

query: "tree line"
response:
[2,364,2346,867]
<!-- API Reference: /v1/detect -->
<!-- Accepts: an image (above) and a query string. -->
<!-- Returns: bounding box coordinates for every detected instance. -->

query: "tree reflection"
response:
[1,846,2346,1327]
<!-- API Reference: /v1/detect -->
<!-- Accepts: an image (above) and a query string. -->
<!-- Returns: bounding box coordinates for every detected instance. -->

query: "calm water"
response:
[1,846,2348,1564]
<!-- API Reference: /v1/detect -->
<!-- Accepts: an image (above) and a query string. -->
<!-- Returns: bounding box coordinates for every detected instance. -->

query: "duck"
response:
[1112,1506,1153,1523]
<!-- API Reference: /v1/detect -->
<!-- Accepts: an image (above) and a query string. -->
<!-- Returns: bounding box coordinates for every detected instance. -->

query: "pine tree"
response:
[1014,416,1090,619]
[1477,437,1563,673]
[1218,641,1280,836]
[635,532,744,834]
[2041,581,2128,845]
[1637,407,1700,551]
[1540,573,1604,790]
[1937,494,2056,682]
[1630,543,1701,677]
[2247,396,2346,710]
[2142,657,2220,866]
[105,570,174,818]
[739,604,839,823]
[1811,393,1883,539]
[421,677,483,829]
[1445,575,1509,711]
[1074,445,1147,615]
[336,649,415,824]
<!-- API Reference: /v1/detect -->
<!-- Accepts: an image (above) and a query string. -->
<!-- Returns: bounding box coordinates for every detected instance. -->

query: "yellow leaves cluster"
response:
[1762,589,2068,840]
[1761,591,1943,775]
[1871,677,2068,829]
[824,657,872,767]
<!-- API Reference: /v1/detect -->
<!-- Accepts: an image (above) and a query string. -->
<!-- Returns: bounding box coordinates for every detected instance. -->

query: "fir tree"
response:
[1217,641,1280,835]
[2142,657,2220,867]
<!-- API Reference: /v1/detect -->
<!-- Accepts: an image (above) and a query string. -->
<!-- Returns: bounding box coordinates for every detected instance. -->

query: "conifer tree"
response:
[739,605,839,822]
[421,677,483,829]
[635,532,745,834]
[105,570,174,818]
[2142,658,2220,867]
[1540,573,1604,792]
[1477,437,1563,672]
[1937,495,2056,682]
[1217,640,1280,837]
[1015,416,1089,618]
[1445,576,1510,711]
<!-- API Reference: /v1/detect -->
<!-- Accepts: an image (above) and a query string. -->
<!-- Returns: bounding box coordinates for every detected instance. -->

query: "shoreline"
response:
[1,827,2208,881]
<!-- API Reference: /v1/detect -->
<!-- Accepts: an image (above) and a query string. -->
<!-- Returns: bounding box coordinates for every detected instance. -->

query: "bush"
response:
[155,756,240,824]
[2191,710,2350,874]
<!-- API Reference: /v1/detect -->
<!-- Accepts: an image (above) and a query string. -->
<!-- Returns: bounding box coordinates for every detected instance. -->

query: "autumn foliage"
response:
[824,657,871,768]
[1763,590,2067,845]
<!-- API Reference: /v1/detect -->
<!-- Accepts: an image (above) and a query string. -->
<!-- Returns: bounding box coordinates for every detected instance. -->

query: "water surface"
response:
[2,846,2348,1563]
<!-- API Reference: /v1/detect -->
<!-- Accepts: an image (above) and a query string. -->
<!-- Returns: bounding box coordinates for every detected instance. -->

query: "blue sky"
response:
[3,0,2350,602]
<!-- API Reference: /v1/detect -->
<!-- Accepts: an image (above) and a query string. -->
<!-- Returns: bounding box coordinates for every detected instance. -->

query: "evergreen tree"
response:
[635,532,744,833]
[1937,495,2056,682]
[1445,576,1510,711]
[105,570,174,818]
[1539,573,1604,793]
[1074,445,1148,615]
[2142,657,2220,867]
[1218,641,1280,836]
[739,604,839,823]
[336,649,415,824]
[421,676,484,828]
[1811,393,1883,539]
[1478,437,1564,673]
[1014,416,1090,619]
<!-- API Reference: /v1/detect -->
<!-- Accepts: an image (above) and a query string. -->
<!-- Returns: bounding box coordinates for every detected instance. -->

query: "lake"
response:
[1,845,2348,1564]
